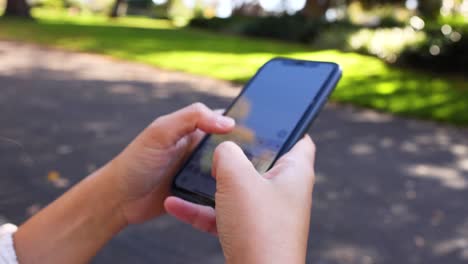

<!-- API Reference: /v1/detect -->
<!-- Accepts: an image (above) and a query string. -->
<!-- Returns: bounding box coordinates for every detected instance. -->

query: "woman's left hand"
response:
[109,103,234,224]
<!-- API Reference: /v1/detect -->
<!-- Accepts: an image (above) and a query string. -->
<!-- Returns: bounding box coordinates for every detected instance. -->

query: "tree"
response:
[418,0,442,18]
[302,0,331,18]
[4,0,31,18]
[109,0,127,17]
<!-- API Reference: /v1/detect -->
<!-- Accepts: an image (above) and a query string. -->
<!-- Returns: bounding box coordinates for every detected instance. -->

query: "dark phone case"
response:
[171,57,342,207]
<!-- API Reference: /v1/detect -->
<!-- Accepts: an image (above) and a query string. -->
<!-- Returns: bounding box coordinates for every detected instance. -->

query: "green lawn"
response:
[1,9,467,125]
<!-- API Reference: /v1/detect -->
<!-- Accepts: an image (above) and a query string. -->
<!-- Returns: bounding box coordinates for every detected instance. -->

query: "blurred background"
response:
[0,0,467,263]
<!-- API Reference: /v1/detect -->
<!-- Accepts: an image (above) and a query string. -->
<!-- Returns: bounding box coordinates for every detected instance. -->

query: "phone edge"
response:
[171,58,342,207]
[277,64,342,157]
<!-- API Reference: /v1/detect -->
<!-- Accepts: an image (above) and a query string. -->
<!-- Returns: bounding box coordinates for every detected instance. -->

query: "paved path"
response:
[1,40,468,264]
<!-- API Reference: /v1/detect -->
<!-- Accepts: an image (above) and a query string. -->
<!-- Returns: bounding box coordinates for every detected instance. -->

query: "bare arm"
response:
[13,103,235,264]
[14,165,126,263]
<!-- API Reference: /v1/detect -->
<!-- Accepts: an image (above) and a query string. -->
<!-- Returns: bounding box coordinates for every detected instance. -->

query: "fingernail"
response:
[216,115,235,128]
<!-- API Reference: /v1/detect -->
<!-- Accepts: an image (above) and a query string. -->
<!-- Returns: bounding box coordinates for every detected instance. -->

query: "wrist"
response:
[95,163,130,228]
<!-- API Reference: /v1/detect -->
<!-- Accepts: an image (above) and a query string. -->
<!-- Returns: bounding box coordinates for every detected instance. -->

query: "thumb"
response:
[142,103,235,149]
[212,141,258,193]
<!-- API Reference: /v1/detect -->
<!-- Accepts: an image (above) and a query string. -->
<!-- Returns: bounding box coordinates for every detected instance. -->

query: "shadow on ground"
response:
[0,48,468,264]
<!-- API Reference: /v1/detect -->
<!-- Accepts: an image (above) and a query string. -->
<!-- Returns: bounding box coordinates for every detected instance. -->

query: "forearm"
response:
[14,164,127,264]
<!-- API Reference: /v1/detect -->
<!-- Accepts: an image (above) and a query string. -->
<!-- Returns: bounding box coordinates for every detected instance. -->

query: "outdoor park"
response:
[0,0,467,263]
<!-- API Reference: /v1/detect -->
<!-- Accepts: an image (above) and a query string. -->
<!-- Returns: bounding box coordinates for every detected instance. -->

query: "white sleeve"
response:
[0,224,19,264]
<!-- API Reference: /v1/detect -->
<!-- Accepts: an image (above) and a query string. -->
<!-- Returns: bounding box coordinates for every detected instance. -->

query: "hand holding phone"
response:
[165,136,316,263]
[171,58,341,206]
[110,103,235,224]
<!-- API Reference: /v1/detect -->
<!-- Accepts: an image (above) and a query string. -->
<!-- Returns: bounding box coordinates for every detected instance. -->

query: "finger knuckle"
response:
[190,102,209,116]
[151,115,167,126]
[145,115,171,145]
[148,116,165,134]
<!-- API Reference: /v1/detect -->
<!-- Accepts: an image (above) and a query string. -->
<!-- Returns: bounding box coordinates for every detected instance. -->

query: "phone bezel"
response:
[171,57,342,207]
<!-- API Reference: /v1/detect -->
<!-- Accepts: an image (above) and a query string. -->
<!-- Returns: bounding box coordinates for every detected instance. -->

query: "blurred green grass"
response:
[1,9,467,125]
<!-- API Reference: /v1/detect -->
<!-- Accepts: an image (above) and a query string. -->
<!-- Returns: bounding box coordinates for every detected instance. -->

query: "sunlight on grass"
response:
[0,11,467,125]
[32,9,174,29]
[375,83,398,95]
[136,52,272,81]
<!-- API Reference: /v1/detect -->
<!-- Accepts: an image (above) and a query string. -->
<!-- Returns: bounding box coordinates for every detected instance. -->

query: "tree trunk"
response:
[109,0,127,18]
[301,0,331,18]
[418,0,442,18]
[4,0,31,18]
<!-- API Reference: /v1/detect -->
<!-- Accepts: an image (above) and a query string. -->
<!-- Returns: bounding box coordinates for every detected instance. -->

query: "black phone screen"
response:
[174,59,336,198]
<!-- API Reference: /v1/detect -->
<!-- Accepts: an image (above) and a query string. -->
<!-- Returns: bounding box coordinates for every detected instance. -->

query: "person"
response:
[0,103,316,264]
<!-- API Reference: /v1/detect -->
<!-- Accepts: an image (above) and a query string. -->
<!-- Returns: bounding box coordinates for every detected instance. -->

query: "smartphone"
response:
[172,57,341,207]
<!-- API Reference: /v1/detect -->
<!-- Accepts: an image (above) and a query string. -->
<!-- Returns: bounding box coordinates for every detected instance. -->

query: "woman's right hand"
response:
[165,136,316,264]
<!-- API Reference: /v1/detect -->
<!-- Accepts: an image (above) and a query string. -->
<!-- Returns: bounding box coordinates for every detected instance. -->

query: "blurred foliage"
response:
[152,1,170,19]
[28,0,114,13]
[400,26,468,74]
[0,11,467,125]
[347,2,410,27]
[189,1,468,74]
[190,15,322,43]
[39,0,64,9]
[348,27,426,62]
[168,0,196,26]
